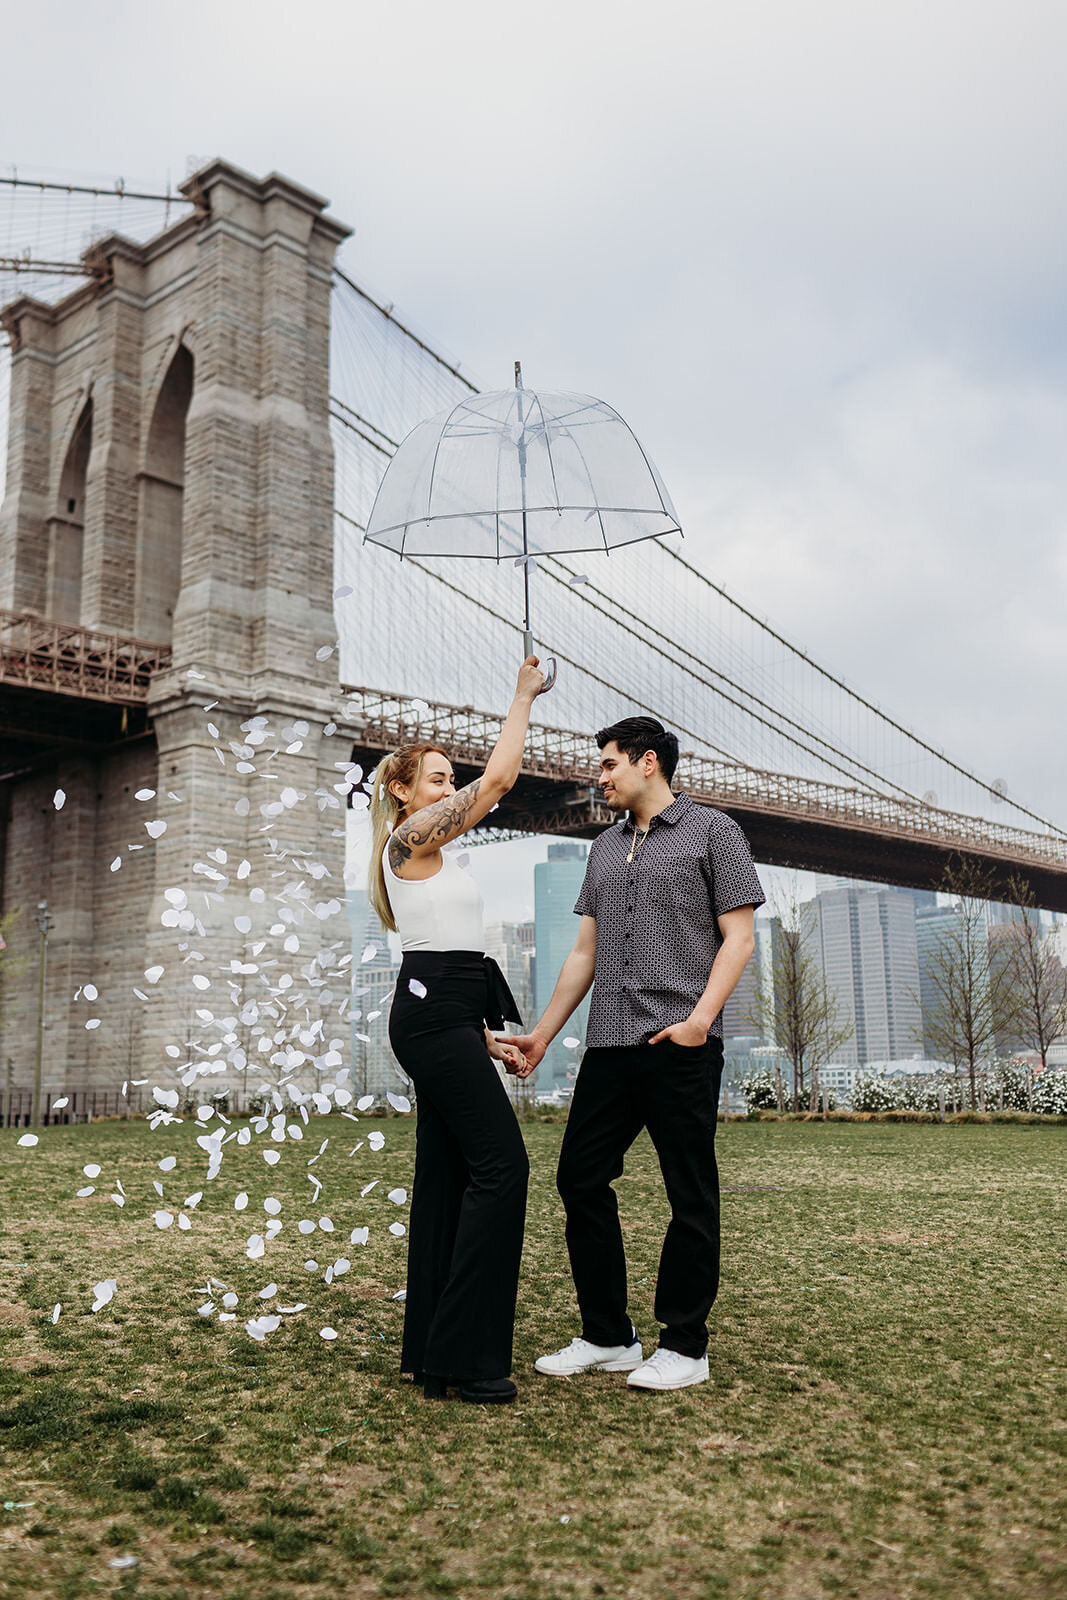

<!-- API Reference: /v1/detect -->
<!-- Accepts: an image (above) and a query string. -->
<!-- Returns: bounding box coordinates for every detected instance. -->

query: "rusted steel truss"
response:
[0,609,171,704]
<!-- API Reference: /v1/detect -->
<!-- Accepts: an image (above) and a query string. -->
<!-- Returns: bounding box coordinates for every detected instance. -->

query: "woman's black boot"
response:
[423,1375,449,1399]
[457,1378,517,1405]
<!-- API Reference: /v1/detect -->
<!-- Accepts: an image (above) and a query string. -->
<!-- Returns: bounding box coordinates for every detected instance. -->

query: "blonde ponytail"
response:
[367,743,447,934]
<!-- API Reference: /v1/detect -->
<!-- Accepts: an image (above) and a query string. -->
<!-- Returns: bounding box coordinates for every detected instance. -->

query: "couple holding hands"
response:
[368,659,764,1404]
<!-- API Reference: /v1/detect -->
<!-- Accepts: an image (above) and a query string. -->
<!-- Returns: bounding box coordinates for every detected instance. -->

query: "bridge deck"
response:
[343,687,1067,911]
[0,608,170,704]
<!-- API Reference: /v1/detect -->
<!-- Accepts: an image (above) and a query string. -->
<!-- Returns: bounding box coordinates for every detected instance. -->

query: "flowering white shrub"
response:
[850,1074,901,1113]
[738,1070,779,1111]
[1031,1070,1067,1115]
[986,1062,1032,1111]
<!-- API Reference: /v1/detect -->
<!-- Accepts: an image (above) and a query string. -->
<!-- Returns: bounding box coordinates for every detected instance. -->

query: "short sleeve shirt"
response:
[573,792,765,1047]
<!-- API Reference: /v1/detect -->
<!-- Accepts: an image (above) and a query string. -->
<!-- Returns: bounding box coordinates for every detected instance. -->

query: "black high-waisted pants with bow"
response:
[388,950,529,1381]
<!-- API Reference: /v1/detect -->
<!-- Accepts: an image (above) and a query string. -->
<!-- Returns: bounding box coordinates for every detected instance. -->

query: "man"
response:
[505,716,764,1391]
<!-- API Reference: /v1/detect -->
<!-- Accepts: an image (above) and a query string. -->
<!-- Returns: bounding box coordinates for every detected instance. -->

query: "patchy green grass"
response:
[0,1116,1064,1599]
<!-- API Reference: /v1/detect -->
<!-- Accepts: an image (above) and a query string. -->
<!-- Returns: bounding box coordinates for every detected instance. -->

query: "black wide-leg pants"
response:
[388,951,529,1381]
[556,1037,724,1359]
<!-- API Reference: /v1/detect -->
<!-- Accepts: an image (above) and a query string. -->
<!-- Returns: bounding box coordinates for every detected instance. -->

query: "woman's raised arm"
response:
[389,657,544,867]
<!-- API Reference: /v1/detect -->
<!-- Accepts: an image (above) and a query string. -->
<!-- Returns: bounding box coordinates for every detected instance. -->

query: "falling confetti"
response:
[91,1279,117,1313]
[245,1314,281,1341]
[408,979,427,999]
[53,788,66,810]
[16,1133,38,1148]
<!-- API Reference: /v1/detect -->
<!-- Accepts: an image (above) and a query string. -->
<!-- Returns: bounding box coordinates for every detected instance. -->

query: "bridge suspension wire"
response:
[657,544,1066,838]
[539,553,927,804]
[327,273,1065,839]
[0,174,192,206]
[402,556,750,768]
[333,268,478,395]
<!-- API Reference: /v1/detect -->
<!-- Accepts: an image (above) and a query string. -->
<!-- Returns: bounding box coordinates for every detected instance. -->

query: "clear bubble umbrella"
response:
[362,364,682,691]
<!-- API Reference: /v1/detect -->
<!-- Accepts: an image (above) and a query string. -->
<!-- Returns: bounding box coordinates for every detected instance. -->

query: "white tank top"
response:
[382,841,486,953]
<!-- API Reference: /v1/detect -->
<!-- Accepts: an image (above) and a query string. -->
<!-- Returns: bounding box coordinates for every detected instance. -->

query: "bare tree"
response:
[993,876,1067,1071]
[748,890,852,1112]
[921,857,1008,1109]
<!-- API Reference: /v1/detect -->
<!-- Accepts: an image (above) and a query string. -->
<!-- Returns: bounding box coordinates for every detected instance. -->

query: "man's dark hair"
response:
[596,716,680,784]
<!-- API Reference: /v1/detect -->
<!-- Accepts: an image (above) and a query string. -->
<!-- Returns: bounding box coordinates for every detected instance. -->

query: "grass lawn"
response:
[0,1114,1063,1600]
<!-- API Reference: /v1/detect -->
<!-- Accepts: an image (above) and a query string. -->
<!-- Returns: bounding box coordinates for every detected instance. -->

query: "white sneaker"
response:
[535,1334,644,1376]
[627,1348,709,1391]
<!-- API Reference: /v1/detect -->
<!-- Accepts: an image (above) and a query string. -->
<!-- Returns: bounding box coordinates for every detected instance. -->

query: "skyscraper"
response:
[803,884,922,1066]
[534,842,590,1092]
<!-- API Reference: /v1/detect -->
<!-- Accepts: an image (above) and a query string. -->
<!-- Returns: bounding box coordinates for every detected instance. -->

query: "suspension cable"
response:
[660,544,1064,835]
[540,553,924,801]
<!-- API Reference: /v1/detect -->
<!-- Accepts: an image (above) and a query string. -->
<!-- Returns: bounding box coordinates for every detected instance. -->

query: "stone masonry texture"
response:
[0,161,354,1097]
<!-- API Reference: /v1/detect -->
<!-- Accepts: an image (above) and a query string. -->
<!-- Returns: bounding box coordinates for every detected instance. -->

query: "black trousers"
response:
[556,1037,724,1360]
[388,951,529,1381]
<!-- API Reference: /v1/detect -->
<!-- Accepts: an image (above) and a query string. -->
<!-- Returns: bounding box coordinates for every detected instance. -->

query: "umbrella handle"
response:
[523,632,557,694]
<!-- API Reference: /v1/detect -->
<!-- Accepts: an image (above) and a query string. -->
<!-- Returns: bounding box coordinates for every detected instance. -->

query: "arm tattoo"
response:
[390,779,483,871]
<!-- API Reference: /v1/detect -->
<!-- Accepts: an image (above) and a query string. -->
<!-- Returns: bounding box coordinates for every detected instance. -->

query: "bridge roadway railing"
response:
[0,608,171,703]
[342,685,1067,874]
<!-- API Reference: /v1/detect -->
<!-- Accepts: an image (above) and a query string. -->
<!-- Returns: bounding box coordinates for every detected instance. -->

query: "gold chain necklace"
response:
[626,820,650,864]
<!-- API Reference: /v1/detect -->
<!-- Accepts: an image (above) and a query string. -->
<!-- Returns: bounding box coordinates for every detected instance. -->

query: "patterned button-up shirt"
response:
[573,792,765,1048]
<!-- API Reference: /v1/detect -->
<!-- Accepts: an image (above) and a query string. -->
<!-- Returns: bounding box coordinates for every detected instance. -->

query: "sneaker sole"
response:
[626,1370,709,1391]
[534,1352,644,1377]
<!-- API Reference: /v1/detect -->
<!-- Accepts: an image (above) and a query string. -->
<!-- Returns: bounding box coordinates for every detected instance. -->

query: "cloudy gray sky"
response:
[4,0,1066,918]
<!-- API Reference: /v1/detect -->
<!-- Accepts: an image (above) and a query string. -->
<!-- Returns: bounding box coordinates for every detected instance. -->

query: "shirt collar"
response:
[616,791,693,831]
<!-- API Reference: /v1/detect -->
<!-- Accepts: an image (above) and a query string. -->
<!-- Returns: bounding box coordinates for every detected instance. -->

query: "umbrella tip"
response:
[514,360,522,389]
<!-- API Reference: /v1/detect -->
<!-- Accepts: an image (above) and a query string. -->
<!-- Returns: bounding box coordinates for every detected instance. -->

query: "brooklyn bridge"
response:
[2,159,1065,1101]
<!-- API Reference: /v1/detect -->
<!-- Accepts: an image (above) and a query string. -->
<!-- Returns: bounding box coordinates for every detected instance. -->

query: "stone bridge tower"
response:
[0,160,353,1104]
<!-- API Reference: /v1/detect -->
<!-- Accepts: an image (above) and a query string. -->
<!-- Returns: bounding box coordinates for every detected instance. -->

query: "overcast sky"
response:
[4,0,1066,918]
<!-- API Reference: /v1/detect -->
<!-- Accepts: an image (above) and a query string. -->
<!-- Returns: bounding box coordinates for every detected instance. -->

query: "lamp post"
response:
[32,900,49,1128]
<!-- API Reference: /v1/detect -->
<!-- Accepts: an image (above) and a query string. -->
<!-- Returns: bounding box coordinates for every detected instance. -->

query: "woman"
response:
[368,656,545,1404]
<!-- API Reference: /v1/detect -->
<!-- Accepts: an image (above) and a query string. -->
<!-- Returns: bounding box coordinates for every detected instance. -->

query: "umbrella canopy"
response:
[363,385,681,560]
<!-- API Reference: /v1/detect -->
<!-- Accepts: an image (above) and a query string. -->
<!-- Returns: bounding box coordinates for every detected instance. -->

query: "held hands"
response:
[516,655,546,703]
[497,1031,547,1077]
[648,1017,709,1047]
[485,1033,530,1077]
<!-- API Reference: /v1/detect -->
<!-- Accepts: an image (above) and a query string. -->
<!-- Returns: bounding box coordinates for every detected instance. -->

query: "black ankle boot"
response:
[457,1378,517,1405]
[423,1375,449,1399]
